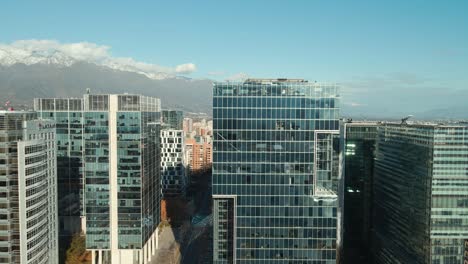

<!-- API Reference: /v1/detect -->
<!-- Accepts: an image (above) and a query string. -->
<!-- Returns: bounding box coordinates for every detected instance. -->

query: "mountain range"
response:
[0,60,212,114]
[0,44,466,120]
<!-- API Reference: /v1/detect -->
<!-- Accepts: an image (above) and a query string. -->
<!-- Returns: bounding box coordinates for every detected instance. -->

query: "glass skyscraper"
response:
[36,94,162,264]
[341,122,377,264]
[34,98,85,240]
[83,94,161,264]
[212,79,341,263]
[162,110,183,130]
[373,123,468,264]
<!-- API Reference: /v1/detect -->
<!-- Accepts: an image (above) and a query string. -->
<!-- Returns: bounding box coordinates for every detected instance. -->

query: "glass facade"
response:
[82,95,161,257]
[34,98,84,238]
[341,122,377,264]
[430,126,468,264]
[373,123,468,264]
[35,94,162,264]
[141,121,161,252]
[85,110,111,249]
[212,79,341,263]
[162,110,183,130]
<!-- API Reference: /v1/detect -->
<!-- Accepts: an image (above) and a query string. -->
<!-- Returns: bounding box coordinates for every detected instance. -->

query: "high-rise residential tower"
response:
[373,123,468,264]
[212,79,341,263]
[160,129,186,197]
[160,110,186,197]
[341,122,377,264]
[0,111,58,264]
[185,137,212,175]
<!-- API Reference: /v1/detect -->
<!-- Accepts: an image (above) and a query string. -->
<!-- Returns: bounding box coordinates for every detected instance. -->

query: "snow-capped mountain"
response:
[0,40,196,80]
[0,40,210,113]
[0,47,77,67]
[0,61,213,114]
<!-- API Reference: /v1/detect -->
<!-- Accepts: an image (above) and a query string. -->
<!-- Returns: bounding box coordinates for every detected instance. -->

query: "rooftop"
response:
[382,121,468,128]
[244,78,308,84]
[0,110,35,114]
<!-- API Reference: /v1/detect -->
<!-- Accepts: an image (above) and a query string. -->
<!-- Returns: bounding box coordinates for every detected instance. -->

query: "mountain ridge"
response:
[0,58,466,120]
[0,40,196,80]
[0,62,213,114]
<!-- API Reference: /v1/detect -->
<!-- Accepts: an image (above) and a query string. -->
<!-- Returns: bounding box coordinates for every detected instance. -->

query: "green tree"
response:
[65,233,91,264]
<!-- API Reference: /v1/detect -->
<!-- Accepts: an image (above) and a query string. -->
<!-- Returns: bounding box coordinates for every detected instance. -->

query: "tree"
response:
[65,233,91,264]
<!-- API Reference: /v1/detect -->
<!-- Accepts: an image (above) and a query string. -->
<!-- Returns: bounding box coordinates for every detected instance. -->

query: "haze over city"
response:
[1,0,467,118]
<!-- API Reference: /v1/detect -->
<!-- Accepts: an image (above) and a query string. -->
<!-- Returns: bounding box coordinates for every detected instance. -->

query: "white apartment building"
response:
[0,112,58,264]
[160,129,186,197]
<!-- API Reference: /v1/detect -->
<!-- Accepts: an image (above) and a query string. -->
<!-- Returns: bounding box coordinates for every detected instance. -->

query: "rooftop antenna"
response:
[401,115,413,124]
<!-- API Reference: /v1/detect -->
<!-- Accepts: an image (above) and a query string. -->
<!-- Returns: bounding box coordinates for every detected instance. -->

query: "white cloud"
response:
[59,42,110,61]
[175,63,197,74]
[0,39,197,79]
[226,72,250,81]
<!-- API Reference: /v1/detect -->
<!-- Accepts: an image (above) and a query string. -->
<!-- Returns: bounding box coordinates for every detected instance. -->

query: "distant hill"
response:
[0,62,466,120]
[0,62,213,114]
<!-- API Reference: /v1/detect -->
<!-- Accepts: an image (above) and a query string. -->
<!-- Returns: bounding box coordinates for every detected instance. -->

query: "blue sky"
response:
[1,0,468,117]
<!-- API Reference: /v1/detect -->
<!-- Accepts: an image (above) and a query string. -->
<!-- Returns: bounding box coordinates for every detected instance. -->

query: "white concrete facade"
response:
[17,119,58,264]
[160,129,186,197]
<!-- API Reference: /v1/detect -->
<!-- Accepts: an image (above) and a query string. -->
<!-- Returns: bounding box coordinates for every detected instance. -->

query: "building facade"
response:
[162,110,183,130]
[341,122,377,264]
[36,94,162,264]
[185,137,212,175]
[81,94,161,264]
[183,118,193,134]
[160,129,186,197]
[373,123,468,264]
[0,111,58,264]
[34,98,84,237]
[212,79,341,263]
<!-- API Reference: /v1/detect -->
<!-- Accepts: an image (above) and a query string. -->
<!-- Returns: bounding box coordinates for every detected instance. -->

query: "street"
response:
[152,171,212,264]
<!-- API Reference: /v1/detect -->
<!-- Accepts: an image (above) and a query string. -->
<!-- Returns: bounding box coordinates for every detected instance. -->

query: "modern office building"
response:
[373,123,468,264]
[36,94,162,264]
[82,94,161,264]
[212,79,341,263]
[34,98,85,237]
[341,122,377,264]
[160,129,186,197]
[162,110,183,130]
[0,111,59,264]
